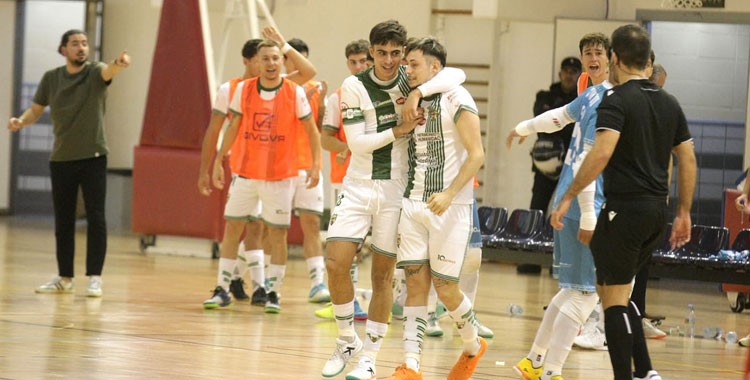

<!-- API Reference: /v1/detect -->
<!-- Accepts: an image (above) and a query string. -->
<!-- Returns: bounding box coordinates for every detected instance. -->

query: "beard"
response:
[69,54,87,67]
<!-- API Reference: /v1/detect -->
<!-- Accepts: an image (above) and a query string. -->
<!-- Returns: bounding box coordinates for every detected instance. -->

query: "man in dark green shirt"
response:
[7,29,130,297]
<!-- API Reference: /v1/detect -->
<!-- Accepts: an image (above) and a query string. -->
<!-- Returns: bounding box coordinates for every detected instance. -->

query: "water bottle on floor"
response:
[507,304,523,317]
[684,304,696,338]
[726,331,739,344]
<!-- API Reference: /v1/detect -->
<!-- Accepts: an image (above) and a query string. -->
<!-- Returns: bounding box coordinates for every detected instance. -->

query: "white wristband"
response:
[281,42,292,54]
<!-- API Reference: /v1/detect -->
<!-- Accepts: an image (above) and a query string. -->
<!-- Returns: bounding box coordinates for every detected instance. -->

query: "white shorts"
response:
[327,176,406,257]
[293,169,324,215]
[397,198,472,282]
[224,176,295,228]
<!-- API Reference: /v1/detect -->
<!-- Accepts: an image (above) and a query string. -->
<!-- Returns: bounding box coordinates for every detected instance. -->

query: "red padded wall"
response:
[140,0,210,149]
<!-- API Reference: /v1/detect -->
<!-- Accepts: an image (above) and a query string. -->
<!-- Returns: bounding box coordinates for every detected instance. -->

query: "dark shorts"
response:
[589,198,667,286]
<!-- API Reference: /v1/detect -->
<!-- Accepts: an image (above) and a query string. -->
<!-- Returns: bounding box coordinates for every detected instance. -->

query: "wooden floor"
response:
[0,216,748,380]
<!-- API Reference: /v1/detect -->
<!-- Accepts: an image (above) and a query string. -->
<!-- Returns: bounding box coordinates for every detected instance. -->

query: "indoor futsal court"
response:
[2,0,750,379]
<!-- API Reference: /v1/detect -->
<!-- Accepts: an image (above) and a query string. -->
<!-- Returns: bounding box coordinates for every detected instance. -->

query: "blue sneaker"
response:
[391,300,404,320]
[309,283,331,303]
[354,299,368,320]
[203,286,233,309]
[436,301,448,320]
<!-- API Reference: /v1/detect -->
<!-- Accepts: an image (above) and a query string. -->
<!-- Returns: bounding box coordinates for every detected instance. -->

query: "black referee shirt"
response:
[595,79,692,199]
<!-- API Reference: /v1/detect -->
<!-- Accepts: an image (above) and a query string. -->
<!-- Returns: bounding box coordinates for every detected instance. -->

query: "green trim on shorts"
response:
[225,215,260,222]
[322,124,339,132]
[326,237,364,243]
[396,259,430,268]
[294,207,324,216]
[430,268,460,282]
[370,244,396,258]
[261,218,290,229]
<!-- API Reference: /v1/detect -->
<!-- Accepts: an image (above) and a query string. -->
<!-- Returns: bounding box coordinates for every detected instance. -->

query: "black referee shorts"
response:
[589,198,667,286]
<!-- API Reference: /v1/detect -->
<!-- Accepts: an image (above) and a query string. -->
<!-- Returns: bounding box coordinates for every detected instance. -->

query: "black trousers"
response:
[49,156,107,278]
[530,171,557,215]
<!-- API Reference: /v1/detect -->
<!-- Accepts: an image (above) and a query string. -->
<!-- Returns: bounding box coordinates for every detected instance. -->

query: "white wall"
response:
[652,21,749,122]
[0,1,15,211]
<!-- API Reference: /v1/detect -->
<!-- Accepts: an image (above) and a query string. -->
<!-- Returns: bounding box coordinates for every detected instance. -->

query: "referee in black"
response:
[550,24,696,380]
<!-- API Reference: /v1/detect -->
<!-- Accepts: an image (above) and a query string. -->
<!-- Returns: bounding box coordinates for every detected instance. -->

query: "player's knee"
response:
[461,247,482,274]
[371,268,393,290]
[558,289,599,325]
[299,212,321,233]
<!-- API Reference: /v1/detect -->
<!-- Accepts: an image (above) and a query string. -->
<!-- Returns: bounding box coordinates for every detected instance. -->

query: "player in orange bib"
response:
[210,27,321,314]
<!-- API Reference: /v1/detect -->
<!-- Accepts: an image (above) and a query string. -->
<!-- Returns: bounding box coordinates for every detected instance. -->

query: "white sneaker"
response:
[634,370,662,380]
[35,277,74,294]
[642,319,666,339]
[739,334,750,347]
[477,319,494,339]
[322,336,363,378]
[573,325,607,350]
[345,357,376,380]
[426,312,444,337]
[87,277,103,297]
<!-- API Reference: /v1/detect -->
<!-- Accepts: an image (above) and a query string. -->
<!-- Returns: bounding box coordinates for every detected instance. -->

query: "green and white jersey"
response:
[404,85,478,205]
[340,66,411,180]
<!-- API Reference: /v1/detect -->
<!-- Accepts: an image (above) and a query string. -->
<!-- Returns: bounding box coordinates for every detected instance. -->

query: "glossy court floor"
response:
[0,216,747,379]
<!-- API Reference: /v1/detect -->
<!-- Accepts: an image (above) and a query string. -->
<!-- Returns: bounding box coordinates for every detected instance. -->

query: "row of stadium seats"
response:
[478,207,553,252]
[478,206,750,271]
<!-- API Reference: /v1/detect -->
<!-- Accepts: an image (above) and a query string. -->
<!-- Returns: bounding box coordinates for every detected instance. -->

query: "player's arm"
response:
[427,109,483,216]
[320,93,348,153]
[262,27,316,85]
[572,147,597,244]
[737,169,750,212]
[198,112,226,196]
[506,104,577,149]
[403,67,466,121]
[316,81,328,127]
[211,112,241,190]
[7,103,45,131]
[101,50,131,81]
[301,116,321,188]
[321,129,348,153]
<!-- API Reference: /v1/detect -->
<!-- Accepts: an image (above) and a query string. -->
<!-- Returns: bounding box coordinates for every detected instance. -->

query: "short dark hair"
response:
[579,32,610,54]
[345,39,369,58]
[369,20,407,47]
[405,37,447,68]
[287,38,309,55]
[241,39,262,59]
[611,24,651,70]
[59,29,87,54]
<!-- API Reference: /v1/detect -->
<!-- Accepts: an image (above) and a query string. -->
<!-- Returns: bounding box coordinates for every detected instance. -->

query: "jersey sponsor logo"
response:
[552,117,563,130]
[437,254,456,264]
[343,107,363,121]
[275,209,289,215]
[244,131,285,142]
[378,113,397,124]
[396,97,406,105]
[608,211,617,221]
[607,90,614,96]
[253,112,274,131]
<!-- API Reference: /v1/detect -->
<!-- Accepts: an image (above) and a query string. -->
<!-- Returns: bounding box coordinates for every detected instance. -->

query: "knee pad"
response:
[557,289,600,325]
[461,247,482,274]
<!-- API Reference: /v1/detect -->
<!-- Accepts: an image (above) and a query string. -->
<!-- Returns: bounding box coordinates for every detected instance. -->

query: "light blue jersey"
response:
[552,81,612,291]
[552,82,613,220]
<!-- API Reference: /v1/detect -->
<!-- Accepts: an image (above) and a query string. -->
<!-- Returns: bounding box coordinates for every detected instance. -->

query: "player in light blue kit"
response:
[506,79,613,380]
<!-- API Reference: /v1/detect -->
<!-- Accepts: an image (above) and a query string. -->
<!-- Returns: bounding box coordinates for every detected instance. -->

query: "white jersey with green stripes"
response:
[340,66,412,180]
[404,85,478,205]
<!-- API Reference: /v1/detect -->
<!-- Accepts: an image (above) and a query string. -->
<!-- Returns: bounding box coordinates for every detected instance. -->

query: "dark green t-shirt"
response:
[33,61,110,162]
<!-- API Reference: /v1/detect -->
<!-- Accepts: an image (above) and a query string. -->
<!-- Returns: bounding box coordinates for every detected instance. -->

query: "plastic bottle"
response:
[703,327,718,339]
[507,304,524,317]
[684,304,696,338]
[726,331,739,344]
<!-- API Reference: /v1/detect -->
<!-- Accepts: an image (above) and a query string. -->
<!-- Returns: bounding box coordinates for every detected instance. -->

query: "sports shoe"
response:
[573,324,607,350]
[87,277,102,297]
[739,333,750,347]
[203,286,233,309]
[426,312,444,337]
[354,299,368,320]
[447,337,487,380]
[309,283,332,303]
[250,285,267,306]
[35,277,74,294]
[476,317,494,339]
[642,319,666,339]
[436,302,448,320]
[265,291,281,313]
[634,370,662,380]
[322,336,363,378]
[346,357,377,380]
[316,303,335,319]
[391,300,404,320]
[383,363,422,380]
[229,278,249,301]
[513,357,543,380]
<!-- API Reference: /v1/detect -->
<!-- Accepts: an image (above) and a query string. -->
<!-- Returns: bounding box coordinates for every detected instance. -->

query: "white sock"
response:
[218,258,235,291]
[363,320,389,363]
[233,242,247,280]
[267,264,285,293]
[403,306,427,371]
[528,294,563,367]
[594,302,604,331]
[245,249,265,290]
[541,312,580,378]
[393,268,406,306]
[350,263,358,291]
[306,256,326,287]
[448,294,481,355]
[264,253,272,289]
[427,285,438,313]
[333,300,356,339]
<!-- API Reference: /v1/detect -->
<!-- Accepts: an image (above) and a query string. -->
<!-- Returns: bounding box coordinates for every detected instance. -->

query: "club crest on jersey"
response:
[329,213,337,225]
[429,108,440,121]
[552,117,562,129]
[396,233,401,248]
